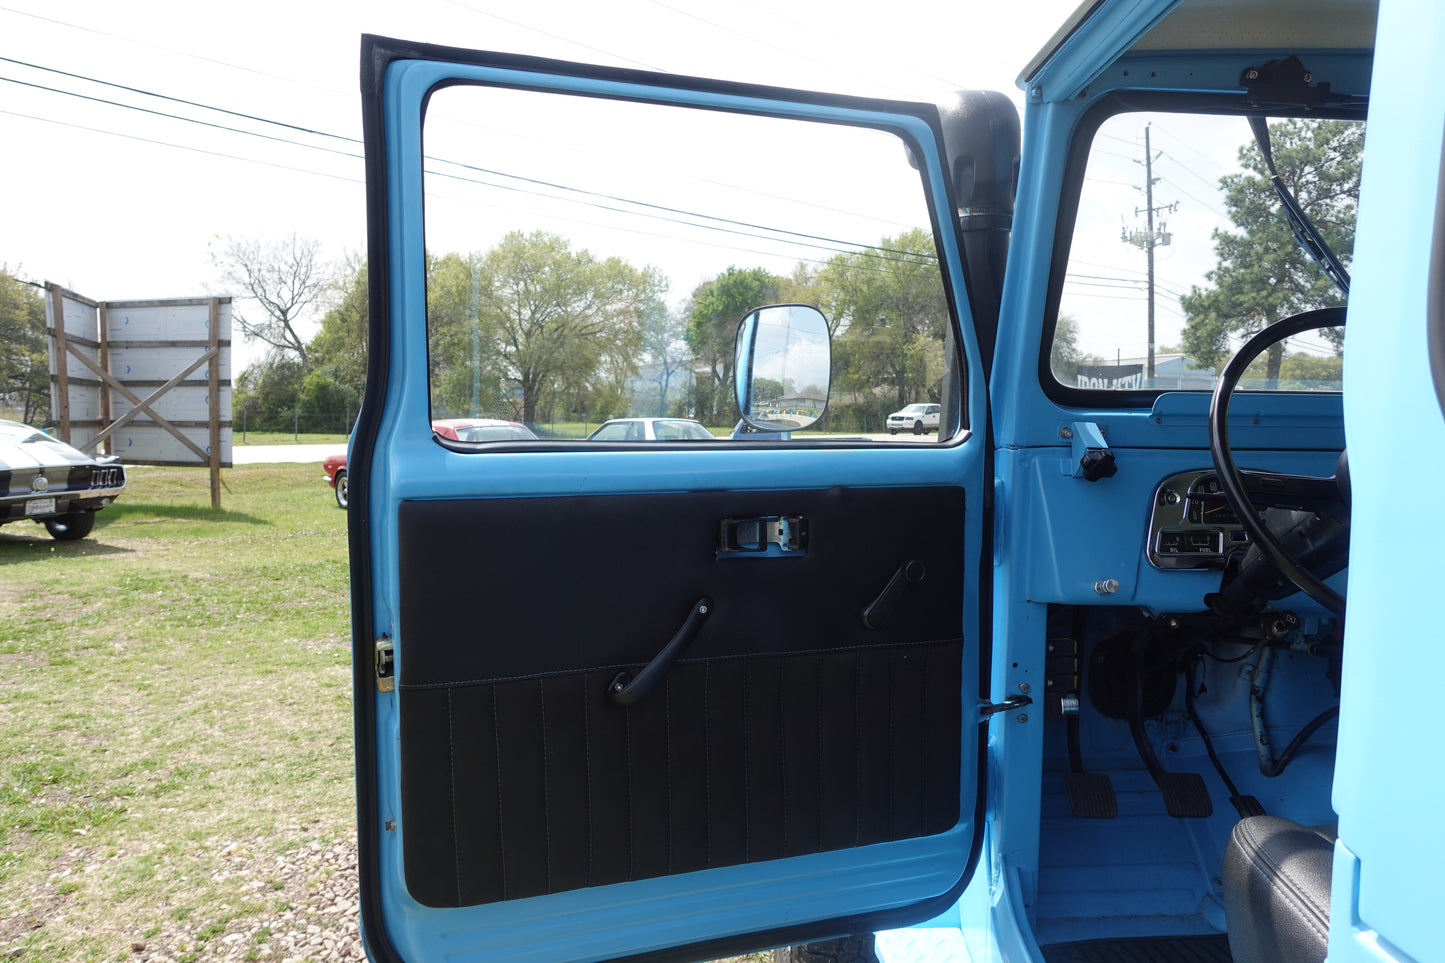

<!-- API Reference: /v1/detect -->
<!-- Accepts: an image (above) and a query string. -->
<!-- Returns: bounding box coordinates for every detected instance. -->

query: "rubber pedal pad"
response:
[1156,771,1213,818]
[1065,771,1119,819]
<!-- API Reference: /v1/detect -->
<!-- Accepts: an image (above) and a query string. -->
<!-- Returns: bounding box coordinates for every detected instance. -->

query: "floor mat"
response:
[1040,934,1232,963]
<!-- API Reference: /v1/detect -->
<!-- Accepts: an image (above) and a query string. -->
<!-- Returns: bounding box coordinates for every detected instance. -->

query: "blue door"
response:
[351,36,995,962]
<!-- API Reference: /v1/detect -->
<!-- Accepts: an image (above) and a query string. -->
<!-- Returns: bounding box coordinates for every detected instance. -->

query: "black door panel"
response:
[396,486,965,908]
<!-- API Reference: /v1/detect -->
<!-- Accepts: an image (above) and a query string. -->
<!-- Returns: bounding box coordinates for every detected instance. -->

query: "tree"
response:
[474,231,648,424]
[635,268,687,418]
[814,228,949,412]
[214,233,336,365]
[308,254,369,412]
[1181,119,1361,385]
[1049,315,1104,382]
[0,267,49,424]
[686,266,782,424]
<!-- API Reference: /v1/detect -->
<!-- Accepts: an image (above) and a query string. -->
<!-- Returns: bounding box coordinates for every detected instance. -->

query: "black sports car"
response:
[0,420,127,540]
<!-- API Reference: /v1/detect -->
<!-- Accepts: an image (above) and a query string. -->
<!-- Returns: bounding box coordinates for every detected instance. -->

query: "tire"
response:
[45,510,96,541]
[888,428,898,435]
[334,470,349,510]
[912,420,924,435]
[773,934,880,963]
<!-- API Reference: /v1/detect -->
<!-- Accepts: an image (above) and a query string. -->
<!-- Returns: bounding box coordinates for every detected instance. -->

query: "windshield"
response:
[1050,111,1359,394]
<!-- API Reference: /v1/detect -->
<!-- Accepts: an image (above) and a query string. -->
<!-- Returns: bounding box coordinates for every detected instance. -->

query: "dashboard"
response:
[1146,469,1257,570]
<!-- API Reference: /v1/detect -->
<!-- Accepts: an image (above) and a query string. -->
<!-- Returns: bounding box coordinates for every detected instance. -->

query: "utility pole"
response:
[1122,123,1177,382]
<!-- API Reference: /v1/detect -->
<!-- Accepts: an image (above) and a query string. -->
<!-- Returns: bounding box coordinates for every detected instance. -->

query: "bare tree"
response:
[215,234,334,365]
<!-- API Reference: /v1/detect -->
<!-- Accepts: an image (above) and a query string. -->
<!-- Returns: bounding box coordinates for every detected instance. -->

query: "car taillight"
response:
[90,467,120,488]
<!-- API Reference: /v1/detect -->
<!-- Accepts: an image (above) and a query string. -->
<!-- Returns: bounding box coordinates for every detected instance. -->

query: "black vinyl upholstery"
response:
[1223,815,1335,963]
[395,486,968,908]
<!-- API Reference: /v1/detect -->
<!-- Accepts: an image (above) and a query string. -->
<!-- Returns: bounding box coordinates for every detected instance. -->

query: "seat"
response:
[1223,815,1335,963]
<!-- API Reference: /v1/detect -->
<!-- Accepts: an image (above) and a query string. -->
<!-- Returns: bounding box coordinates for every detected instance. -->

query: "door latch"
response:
[979,694,1032,719]
[375,636,394,693]
[718,515,807,556]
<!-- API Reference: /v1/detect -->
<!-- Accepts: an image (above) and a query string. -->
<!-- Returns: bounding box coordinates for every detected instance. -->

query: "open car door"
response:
[352,35,996,962]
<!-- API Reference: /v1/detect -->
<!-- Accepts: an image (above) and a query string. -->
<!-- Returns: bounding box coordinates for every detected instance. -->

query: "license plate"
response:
[25,497,56,516]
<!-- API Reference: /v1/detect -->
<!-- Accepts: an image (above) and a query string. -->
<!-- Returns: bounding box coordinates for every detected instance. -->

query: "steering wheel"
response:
[1207,307,1350,617]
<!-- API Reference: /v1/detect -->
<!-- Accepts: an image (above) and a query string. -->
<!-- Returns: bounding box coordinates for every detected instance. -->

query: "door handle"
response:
[608,598,712,706]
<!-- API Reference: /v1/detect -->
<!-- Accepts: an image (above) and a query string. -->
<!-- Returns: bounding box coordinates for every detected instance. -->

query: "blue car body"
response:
[350,2,1444,961]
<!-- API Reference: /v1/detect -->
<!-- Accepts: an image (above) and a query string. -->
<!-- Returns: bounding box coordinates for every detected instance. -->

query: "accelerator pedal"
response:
[1126,622,1213,818]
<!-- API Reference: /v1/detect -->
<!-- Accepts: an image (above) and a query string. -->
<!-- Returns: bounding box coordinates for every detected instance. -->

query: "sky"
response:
[1,0,1084,374]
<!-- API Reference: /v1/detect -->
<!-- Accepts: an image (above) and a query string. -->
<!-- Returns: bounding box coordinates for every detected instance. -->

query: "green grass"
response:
[232,430,348,446]
[0,462,776,962]
[0,463,352,961]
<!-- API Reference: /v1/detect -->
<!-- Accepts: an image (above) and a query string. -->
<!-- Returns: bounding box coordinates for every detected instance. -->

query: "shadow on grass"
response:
[104,503,269,526]
[0,532,134,561]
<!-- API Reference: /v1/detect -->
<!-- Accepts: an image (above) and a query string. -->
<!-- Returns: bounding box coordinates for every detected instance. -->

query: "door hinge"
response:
[978,694,1032,720]
[375,636,394,692]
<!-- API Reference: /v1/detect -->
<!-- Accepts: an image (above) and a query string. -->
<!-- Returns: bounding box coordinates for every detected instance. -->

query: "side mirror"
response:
[734,304,830,433]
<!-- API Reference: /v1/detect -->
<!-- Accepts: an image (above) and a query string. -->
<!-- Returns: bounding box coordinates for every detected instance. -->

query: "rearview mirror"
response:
[734,304,830,433]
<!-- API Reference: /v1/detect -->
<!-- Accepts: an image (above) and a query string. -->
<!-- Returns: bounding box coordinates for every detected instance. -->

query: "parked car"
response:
[586,418,716,441]
[324,419,537,509]
[885,402,940,435]
[430,418,539,443]
[322,451,349,510]
[0,419,126,540]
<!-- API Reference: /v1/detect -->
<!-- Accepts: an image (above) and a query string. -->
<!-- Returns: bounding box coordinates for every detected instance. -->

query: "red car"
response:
[324,419,536,509]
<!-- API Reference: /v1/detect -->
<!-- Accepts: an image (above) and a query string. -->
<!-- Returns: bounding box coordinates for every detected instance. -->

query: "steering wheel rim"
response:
[1207,306,1348,616]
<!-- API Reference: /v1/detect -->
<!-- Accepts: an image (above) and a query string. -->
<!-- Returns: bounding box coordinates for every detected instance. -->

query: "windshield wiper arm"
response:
[1247,114,1351,297]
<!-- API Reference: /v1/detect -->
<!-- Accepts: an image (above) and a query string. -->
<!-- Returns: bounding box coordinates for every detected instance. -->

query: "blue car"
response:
[346,3,1440,962]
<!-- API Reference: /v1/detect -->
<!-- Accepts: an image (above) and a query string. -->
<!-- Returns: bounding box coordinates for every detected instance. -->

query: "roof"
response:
[1021,0,1379,87]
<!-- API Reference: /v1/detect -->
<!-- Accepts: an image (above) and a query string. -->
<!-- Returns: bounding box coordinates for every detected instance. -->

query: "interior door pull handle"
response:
[862,560,926,629]
[609,598,712,706]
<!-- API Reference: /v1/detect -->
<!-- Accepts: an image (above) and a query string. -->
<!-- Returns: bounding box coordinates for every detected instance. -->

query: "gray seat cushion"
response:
[1223,815,1335,963]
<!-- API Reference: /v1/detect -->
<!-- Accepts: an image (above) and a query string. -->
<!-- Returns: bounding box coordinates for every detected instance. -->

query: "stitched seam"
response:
[853,654,862,848]
[447,689,461,907]
[921,646,931,829]
[742,662,750,863]
[583,676,593,886]
[398,636,965,689]
[779,659,788,857]
[1241,822,1331,938]
[704,661,712,869]
[492,688,507,900]
[817,657,824,854]
[625,700,634,881]
[886,652,895,839]
[664,680,673,875]
[539,679,551,894]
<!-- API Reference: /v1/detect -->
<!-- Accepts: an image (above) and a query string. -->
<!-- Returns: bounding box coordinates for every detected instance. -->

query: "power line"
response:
[0,3,338,90]
[0,107,363,184]
[0,54,359,145]
[2,58,931,264]
[0,74,365,162]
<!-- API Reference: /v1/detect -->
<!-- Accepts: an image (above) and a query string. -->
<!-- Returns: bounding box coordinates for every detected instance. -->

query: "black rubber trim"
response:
[353,34,400,963]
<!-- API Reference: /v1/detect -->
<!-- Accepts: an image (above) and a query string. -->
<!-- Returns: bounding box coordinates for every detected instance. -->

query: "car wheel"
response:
[912,420,924,435]
[334,470,349,510]
[888,428,898,435]
[773,935,880,963]
[45,510,96,541]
